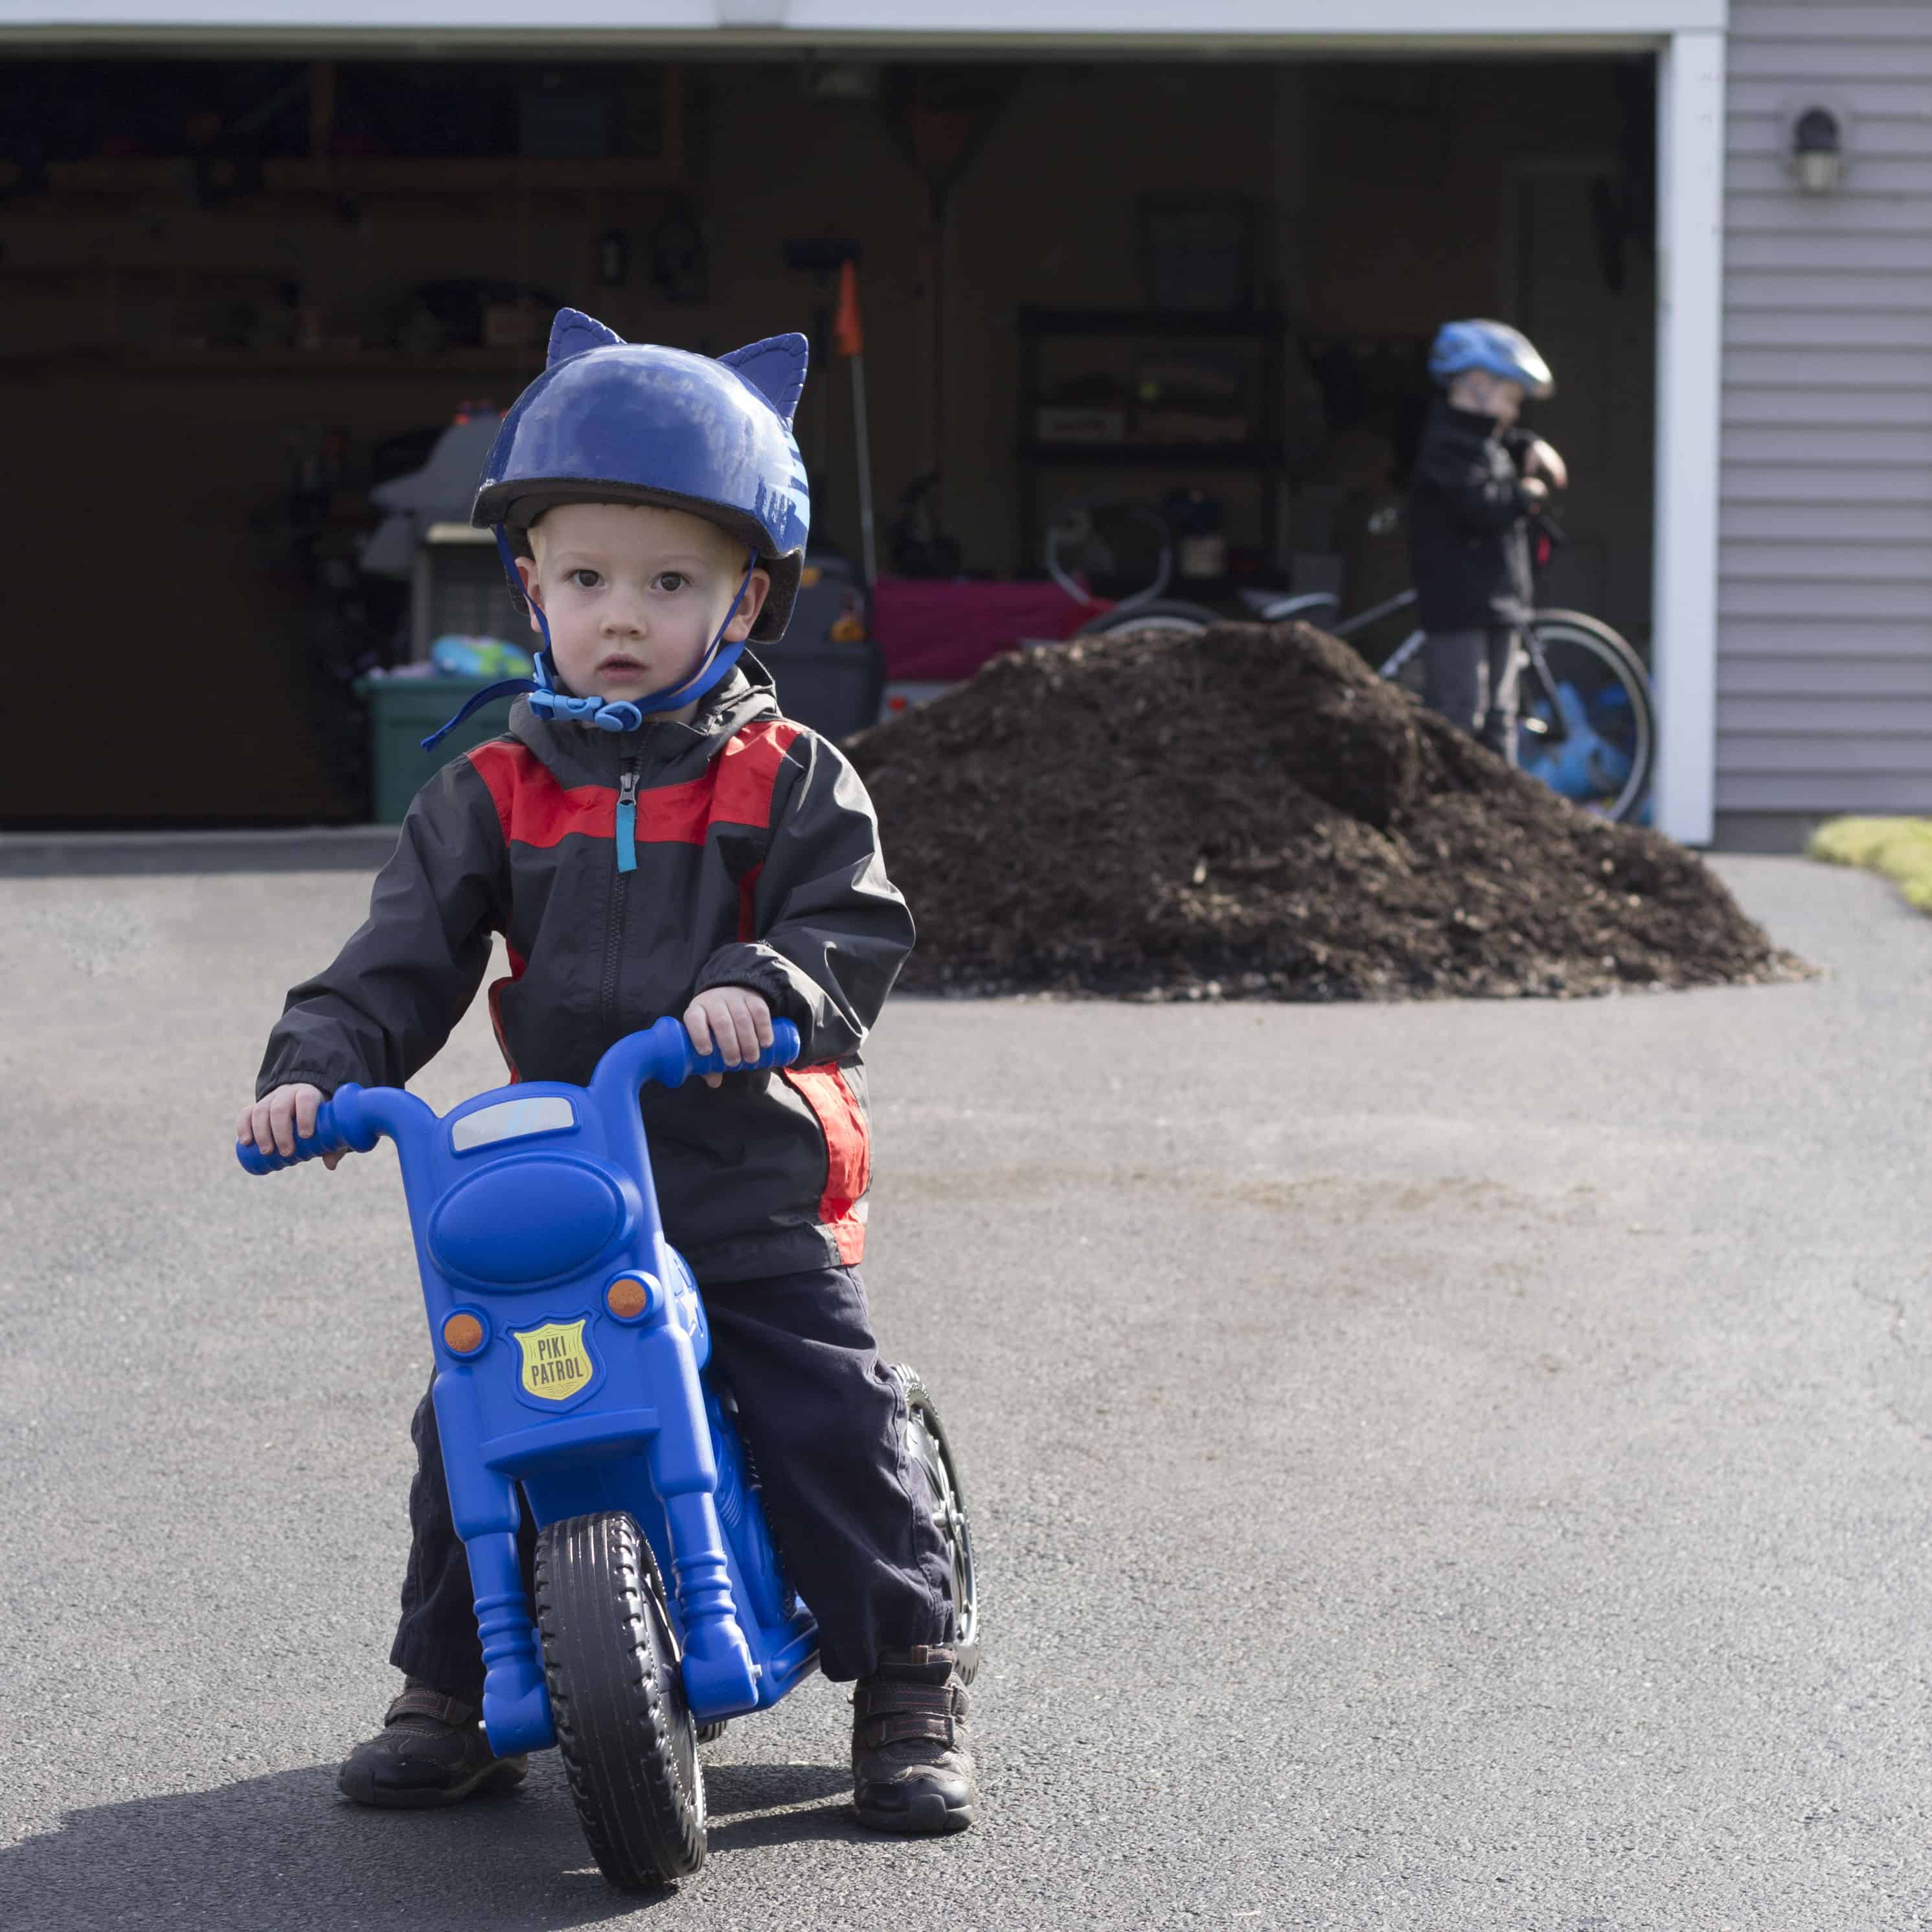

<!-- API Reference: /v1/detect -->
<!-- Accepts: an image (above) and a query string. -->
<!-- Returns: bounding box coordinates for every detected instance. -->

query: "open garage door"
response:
[0,47,1657,827]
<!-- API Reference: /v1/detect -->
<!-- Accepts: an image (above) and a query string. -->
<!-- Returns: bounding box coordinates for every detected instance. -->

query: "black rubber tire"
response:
[1521,610,1657,825]
[534,1512,706,1890]
[1381,610,1655,826]
[893,1366,980,1685]
[1073,597,1219,638]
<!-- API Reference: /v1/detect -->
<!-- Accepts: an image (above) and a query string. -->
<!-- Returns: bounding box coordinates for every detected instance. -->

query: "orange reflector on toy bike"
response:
[442,1312,486,1355]
[606,1274,656,1321]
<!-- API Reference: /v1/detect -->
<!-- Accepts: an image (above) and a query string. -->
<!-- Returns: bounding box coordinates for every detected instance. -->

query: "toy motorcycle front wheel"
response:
[534,1512,706,1889]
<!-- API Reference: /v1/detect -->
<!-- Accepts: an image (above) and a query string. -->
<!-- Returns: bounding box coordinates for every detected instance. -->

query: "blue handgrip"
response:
[685,1017,801,1083]
[234,1084,376,1175]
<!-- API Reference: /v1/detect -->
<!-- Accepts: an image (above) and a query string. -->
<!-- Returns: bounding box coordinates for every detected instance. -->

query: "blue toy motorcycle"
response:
[237,1016,977,1889]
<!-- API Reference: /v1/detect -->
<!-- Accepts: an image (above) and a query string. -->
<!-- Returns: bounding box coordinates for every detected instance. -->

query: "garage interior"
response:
[0,49,1657,827]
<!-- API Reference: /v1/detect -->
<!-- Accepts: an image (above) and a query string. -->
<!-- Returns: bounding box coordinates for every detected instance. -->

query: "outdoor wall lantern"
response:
[1790,107,1846,194]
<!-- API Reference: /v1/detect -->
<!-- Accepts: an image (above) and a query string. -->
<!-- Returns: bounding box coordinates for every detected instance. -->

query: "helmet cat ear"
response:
[719,334,809,428]
[547,308,626,366]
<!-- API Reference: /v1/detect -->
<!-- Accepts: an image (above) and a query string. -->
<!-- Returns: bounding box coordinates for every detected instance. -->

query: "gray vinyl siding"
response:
[1718,1,1932,817]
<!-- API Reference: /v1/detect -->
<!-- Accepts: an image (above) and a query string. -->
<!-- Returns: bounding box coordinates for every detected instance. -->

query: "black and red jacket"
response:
[256,660,915,1282]
[1407,398,1538,633]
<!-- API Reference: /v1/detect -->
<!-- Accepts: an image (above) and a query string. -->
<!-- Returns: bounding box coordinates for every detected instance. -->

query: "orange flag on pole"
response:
[834,259,864,358]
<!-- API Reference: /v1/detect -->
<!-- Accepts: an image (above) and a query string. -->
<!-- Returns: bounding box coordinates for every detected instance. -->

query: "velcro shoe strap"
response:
[856,1681,960,1749]
[385,1686,479,1729]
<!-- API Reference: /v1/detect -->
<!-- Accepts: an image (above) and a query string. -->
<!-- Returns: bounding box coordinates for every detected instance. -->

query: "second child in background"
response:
[1407,319,1567,760]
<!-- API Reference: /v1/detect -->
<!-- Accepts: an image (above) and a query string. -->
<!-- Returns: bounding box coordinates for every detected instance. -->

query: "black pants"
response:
[1424,626,1521,761]
[389,1262,954,1692]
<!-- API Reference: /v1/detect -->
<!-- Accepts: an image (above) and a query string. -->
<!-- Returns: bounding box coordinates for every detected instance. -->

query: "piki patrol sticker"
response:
[512,1319,595,1402]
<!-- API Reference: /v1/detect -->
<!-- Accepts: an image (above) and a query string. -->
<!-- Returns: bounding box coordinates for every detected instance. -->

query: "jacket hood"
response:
[507,653,784,790]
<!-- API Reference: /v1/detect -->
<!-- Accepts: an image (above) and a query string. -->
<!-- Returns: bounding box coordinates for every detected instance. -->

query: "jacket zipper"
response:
[600,757,638,1033]
[615,766,639,876]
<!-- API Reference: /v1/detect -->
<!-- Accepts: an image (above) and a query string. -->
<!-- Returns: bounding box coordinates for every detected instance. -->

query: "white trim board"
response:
[0,1,1728,42]
[1651,28,1726,846]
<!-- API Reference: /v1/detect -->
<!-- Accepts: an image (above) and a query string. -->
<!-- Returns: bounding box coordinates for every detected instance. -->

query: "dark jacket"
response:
[256,659,915,1282]
[1407,398,1538,631]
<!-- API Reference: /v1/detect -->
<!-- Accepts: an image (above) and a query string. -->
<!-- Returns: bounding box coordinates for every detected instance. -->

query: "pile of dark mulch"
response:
[846,621,1808,1001]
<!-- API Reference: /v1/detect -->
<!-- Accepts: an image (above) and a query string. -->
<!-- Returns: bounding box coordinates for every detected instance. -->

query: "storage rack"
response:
[1015,306,1285,576]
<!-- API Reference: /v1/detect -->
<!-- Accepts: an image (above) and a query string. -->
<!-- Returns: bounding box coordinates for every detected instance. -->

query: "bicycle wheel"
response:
[1517,611,1655,824]
[1074,597,1218,639]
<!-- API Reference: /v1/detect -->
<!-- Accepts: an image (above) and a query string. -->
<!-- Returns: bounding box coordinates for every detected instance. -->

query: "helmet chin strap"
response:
[419,532,759,752]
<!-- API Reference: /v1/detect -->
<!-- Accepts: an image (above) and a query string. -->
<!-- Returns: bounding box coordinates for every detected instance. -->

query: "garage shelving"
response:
[1015,305,1286,573]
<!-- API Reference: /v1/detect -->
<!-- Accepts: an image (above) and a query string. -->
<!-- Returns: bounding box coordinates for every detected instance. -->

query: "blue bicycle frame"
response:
[237,1017,817,1755]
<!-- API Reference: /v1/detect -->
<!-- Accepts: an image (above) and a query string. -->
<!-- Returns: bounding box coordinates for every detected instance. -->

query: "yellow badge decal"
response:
[511,1319,595,1402]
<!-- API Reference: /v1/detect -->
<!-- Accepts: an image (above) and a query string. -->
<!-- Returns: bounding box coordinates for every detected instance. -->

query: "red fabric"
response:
[780,1064,870,1264]
[737,863,764,943]
[466,720,802,852]
[712,720,803,828]
[467,740,611,847]
[486,944,527,1082]
[834,260,863,357]
[870,577,1105,681]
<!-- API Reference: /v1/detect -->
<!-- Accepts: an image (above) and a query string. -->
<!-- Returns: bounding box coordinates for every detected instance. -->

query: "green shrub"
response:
[1808,817,1932,912]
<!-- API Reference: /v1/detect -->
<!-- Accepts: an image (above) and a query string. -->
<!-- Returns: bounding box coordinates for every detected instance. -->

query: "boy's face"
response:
[1446,369,1526,427]
[516,501,769,716]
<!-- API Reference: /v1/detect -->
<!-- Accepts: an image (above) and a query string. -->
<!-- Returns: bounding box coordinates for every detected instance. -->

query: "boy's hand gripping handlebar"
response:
[234,1090,378,1176]
[234,1016,803,1176]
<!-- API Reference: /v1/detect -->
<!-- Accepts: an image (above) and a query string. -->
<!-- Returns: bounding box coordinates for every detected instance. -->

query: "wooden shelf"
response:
[1017,306,1286,337]
[0,345,544,380]
[1018,440,1284,470]
[20,152,681,202]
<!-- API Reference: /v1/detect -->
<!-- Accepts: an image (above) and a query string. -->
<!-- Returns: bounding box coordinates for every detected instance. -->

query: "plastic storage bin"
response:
[358,676,517,824]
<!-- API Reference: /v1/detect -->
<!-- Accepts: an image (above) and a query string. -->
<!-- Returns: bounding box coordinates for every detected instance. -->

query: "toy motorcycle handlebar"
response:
[235,1016,803,1176]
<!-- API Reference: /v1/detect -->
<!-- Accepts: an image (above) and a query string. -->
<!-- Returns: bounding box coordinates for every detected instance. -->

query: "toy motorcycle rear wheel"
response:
[534,1511,706,1889]
[895,1367,980,1685]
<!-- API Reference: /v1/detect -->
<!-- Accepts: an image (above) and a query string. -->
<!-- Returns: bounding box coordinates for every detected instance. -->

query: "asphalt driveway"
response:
[2,853,1927,1930]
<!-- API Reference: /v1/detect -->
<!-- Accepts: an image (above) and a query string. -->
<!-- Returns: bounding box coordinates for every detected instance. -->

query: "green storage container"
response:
[357,676,519,824]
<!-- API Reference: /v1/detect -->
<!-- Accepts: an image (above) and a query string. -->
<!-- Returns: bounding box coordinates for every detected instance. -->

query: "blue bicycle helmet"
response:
[423,308,812,749]
[1428,319,1554,400]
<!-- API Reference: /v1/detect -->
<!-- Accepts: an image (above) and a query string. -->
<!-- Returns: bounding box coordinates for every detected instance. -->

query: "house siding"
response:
[1718,1,1932,824]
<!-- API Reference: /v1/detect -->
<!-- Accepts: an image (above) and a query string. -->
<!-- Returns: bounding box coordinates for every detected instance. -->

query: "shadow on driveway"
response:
[7,1758,859,1929]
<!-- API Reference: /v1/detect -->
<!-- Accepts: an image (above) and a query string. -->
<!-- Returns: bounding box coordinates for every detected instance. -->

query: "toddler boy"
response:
[236,310,972,1834]
[1408,318,1567,758]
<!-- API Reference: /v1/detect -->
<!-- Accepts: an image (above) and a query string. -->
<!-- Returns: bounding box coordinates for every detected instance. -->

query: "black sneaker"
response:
[337,1680,528,1809]
[850,1644,976,1834]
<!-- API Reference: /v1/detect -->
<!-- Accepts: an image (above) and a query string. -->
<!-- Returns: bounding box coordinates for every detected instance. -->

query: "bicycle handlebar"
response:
[685,1019,801,1084]
[235,1017,803,1177]
[1042,504,1174,615]
[235,1089,376,1176]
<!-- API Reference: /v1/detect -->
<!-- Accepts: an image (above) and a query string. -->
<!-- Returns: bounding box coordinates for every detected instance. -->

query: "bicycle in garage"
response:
[1043,499,1654,826]
[1253,567,1657,826]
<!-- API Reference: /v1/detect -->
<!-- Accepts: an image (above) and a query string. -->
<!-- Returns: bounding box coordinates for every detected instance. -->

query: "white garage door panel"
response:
[0,0,1727,37]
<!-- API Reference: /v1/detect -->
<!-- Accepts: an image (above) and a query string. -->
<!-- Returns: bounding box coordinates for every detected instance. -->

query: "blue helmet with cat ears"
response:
[472,308,812,642]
